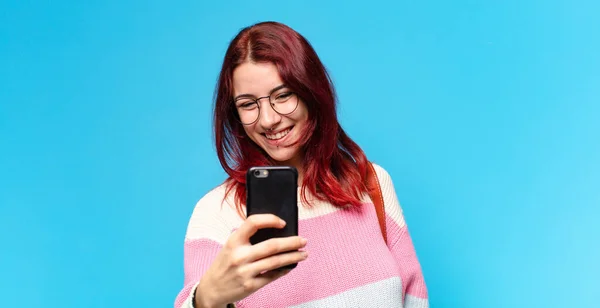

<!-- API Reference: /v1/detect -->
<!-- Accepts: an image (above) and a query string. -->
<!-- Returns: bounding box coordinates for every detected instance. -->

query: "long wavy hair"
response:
[213,21,370,216]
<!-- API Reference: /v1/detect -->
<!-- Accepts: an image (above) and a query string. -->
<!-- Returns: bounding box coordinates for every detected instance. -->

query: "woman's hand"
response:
[195,214,308,308]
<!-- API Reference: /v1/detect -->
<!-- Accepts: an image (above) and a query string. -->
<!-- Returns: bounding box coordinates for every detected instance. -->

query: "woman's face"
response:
[232,61,309,168]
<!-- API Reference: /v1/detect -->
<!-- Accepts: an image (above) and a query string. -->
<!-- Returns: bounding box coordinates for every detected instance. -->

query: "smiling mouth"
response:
[264,126,293,140]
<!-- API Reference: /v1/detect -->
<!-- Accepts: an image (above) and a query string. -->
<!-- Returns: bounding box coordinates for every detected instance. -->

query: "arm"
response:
[174,186,307,308]
[373,164,429,308]
[175,206,228,308]
[174,189,233,308]
[175,239,226,308]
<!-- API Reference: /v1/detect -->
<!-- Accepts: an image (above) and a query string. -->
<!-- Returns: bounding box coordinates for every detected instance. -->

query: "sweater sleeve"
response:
[372,164,429,308]
[173,186,241,308]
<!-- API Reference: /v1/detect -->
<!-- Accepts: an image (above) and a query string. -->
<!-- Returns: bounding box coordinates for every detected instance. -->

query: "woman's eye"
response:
[239,101,256,109]
[276,92,292,100]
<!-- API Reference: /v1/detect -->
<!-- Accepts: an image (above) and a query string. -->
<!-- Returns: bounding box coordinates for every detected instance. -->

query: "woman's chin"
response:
[265,149,300,166]
[268,154,295,164]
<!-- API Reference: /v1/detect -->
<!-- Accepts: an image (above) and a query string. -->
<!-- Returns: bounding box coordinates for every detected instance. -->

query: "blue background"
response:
[1,0,599,307]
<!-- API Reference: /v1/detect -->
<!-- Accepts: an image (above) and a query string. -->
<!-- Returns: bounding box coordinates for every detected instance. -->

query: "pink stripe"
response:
[174,204,427,307]
[174,239,222,308]
[238,204,400,307]
[386,215,428,299]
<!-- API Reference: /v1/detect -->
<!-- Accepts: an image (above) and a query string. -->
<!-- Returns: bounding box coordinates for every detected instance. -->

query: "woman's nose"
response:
[257,98,281,129]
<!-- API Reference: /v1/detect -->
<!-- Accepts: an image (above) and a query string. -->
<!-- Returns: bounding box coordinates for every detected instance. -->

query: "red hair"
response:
[213,21,370,216]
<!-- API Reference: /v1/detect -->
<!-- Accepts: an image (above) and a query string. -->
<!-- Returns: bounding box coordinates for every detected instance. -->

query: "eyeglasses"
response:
[234,88,299,125]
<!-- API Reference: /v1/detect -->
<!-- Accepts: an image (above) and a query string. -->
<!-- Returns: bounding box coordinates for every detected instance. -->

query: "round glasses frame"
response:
[234,92,299,125]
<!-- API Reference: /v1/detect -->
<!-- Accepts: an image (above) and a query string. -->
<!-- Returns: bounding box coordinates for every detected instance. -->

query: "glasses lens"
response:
[270,91,298,115]
[236,100,259,124]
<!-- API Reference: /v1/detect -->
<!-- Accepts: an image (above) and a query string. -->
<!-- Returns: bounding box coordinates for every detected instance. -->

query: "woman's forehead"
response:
[232,62,283,96]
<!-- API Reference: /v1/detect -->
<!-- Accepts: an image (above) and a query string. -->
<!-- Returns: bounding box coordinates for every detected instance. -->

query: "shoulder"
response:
[194,182,233,211]
[185,182,244,242]
[370,162,406,228]
[371,163,393,185]
[370,162,396,195]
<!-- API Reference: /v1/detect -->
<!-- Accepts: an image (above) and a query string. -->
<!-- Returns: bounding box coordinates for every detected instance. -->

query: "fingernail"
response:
[301,237,308,245]
[302,251,308,258]
[280,219,286,227]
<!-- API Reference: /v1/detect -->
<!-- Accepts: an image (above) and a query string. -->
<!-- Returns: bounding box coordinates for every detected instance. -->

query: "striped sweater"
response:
[174,164,429,307]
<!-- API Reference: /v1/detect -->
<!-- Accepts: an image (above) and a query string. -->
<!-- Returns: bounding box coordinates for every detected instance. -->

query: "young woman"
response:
[174,21,429,308]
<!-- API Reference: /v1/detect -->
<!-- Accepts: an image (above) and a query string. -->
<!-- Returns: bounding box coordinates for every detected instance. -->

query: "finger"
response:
[231,214,285,244]
[247,250,308,277]
[247,236,307,262]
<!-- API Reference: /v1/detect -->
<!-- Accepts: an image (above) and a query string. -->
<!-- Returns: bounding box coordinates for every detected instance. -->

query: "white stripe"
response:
[185,164,407,243]
[185,184,243,242]
[405,294,429,308]
[372,163,406,229]
[289,277,403,308]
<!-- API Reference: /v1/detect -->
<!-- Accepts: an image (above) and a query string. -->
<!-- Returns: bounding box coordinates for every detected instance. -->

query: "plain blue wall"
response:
[1,0,599,307]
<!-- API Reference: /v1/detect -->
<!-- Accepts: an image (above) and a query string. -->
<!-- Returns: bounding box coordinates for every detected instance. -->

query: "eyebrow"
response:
[233,84,288,101]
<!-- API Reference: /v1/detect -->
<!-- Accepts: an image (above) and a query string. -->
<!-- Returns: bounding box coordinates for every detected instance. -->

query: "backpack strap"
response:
[366,162,387,244]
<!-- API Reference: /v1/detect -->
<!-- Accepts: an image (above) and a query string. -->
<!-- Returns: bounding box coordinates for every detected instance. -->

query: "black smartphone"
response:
[246,166,299,269]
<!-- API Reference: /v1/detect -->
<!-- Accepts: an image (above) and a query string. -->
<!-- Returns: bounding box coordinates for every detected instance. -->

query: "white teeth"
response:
[266,128,291,140]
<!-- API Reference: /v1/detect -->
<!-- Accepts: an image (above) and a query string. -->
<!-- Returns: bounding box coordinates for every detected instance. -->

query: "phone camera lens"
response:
[254,170,261,177]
